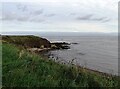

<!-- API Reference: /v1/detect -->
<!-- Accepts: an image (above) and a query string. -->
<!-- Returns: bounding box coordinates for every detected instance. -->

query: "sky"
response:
[0,0,119,33]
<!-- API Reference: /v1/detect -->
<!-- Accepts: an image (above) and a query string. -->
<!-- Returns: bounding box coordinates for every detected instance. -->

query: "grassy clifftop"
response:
[2,36,119,88]
[2,35,51,48]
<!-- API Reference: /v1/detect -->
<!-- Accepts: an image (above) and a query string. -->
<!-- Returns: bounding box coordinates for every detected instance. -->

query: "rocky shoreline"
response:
[27,42,70,53]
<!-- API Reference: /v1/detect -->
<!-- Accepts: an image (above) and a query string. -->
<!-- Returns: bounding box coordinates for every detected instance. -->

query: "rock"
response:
[51,42,70,49]
[71,42,78,44]
[51,44,57,49]
[27,48,51,53]
[78,52,85,55]
[61,45,70,49]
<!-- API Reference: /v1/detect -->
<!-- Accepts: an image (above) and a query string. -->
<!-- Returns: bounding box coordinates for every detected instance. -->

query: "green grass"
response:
[2,43,119,88]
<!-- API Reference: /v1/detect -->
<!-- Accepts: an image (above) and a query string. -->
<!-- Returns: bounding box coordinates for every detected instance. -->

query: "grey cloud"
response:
[16,16,29,21]
[92,17,107,21]
[44,14,56,17]
[76,14,111,22]
[17,4,28,12]
[2,7,50,23]
[32,9,43,15]
[91,17,111,22]
[1,13,16,21]
[2,16,13,21]
[29,18,45,22]
[1,13,45,23]
[15,15,45,22]
[76,14,93,20]
[1,11,28,22]
[2,8,44,22]
[17,4,44,16]
[70,13,76,15]
[101,19,111,23]
[2,16,28,22]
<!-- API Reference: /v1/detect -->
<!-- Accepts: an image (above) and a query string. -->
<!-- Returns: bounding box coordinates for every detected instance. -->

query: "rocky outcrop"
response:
[51,42,70,49]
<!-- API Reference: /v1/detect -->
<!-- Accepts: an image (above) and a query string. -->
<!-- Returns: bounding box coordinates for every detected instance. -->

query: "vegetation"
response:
[2,35,119,88]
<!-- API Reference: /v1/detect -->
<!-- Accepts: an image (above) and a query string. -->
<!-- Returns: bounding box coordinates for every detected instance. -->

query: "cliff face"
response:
[2,35,51,48]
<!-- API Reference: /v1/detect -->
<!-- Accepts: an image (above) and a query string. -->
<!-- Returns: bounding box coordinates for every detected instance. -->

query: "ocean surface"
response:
[40,35,118,75]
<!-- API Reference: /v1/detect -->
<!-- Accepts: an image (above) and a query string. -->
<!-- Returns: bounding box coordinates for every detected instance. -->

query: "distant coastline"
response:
[1,31,118,37]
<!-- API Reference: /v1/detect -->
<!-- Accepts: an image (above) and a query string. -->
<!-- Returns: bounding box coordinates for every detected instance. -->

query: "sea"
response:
[39,32,118,75]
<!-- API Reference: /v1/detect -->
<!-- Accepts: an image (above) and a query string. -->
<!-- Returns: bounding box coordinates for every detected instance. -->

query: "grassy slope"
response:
[2,43,119,87]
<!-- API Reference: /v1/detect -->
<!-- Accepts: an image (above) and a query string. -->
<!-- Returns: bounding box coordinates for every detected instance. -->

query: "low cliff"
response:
[2,35,70,52]
[2,35,51,48]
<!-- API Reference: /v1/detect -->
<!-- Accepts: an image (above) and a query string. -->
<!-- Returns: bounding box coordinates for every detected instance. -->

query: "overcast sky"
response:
[0,0,119,33]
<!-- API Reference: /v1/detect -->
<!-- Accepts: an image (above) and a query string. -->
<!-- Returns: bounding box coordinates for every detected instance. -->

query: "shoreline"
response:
[42,52,118,77]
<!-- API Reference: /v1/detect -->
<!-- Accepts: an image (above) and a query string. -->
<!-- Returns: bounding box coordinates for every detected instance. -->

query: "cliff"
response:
[2,35,70,52]
[2,35,51,48]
